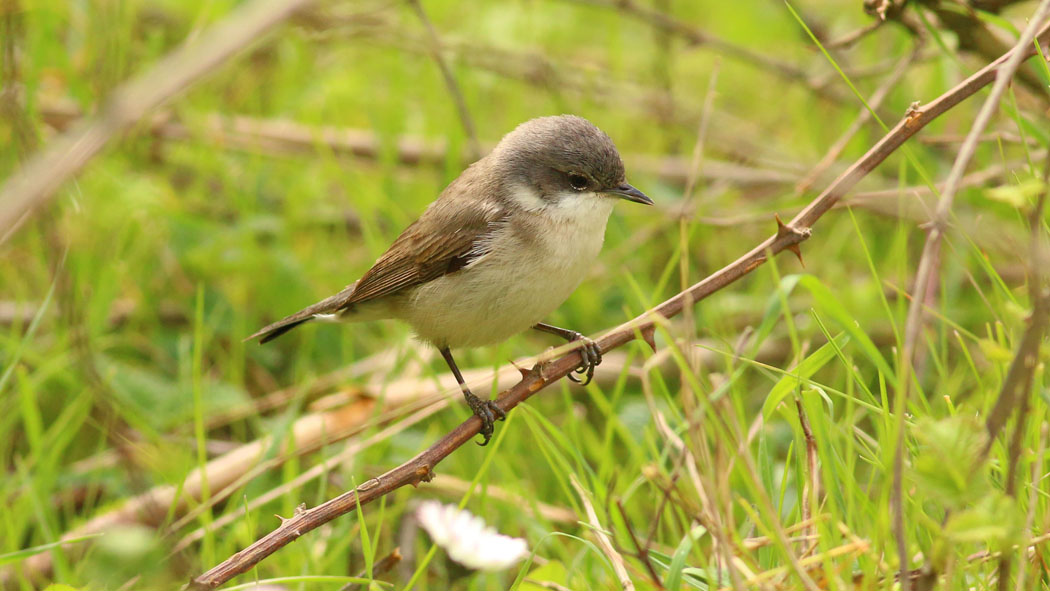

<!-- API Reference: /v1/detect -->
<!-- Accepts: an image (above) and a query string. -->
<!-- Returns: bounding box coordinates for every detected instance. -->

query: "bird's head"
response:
[491,115,652,212]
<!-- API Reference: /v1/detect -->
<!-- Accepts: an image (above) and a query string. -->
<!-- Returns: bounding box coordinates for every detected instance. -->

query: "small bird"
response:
[248,115,651,444]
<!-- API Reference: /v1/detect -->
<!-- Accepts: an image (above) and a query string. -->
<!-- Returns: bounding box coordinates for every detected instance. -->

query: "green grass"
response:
[3,0,1050,589]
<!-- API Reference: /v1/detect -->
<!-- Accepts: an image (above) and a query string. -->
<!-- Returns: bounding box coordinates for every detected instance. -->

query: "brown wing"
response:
[342,196,505,307]
[248,160,504,344]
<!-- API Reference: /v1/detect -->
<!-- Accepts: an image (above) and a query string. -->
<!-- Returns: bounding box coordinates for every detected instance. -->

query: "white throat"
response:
[509,184,616,221]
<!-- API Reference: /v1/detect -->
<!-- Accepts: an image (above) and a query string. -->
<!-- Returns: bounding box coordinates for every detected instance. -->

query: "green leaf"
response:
[985,179,1046,209]
[944,493,1023,549]
[912,416,990,508]
[796,275,897,387]
[763,332,849,419]
[519,561,568,591]
[664,524,707,590]
[0,535,103,566]
[977,338,1014,363]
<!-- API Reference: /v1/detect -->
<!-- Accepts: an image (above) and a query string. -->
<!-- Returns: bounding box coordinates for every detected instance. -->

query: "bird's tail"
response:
[246,281,359,344]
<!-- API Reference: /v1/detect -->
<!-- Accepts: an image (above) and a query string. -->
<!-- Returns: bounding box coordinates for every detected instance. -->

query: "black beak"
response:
[607,182,653,205]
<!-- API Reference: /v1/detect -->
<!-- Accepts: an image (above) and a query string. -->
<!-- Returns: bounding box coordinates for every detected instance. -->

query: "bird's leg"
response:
[439,347,505,446]
[532,322,602,386]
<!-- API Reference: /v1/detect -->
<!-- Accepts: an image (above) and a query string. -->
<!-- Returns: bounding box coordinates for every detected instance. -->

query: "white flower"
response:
[415,501,529,571]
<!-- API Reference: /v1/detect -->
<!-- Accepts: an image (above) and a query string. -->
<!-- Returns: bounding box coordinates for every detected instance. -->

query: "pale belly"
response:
[395,199,613,348]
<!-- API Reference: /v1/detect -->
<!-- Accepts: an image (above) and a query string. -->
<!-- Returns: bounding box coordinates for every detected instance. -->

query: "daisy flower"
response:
[415,501,529,571]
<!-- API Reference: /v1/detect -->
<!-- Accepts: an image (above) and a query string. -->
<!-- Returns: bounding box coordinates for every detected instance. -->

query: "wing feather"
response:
[342,192,506,307]
[248,160,505,344]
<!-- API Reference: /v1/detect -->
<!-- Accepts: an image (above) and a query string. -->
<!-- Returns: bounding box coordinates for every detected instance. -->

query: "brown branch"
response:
[0,0,317,240]
[189,24,1050,589]
[565,0,851,105]
[893,6,1050,588]
[307,17,700,131]
[36,101,800,188]
[982,148,1050,451]
[615,499,665,590]
[978,150,1050,591]
[824,19,887,50]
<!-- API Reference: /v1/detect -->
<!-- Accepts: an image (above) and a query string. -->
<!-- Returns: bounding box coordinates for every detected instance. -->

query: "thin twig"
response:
[0,0,316,239]
[681,61,721,210]
[795,42,922,194]
[169,400,447,555]
[615,499,664,590]
[405,0,481,159]
[189,26,1050,588]
[968,528,1050,564]
[36,102,800,189]
[824,19,886,49]
[794,399,820,556]
[566,0,851,105]
[1016,424,1047,591]
[893,5,1050,588]
[995,146,1050,588]
[982,148,1050,451]
[339,547,402,591]
[997,389,1031,591]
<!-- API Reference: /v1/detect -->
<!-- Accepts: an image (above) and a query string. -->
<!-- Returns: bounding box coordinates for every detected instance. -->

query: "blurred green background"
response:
[3,0,1050,589]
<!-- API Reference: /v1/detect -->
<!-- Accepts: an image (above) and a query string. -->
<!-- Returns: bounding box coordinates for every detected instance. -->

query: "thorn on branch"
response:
[774,213,787,235]
[905,101,924,129]
[774,213,807,240]
[640,325,657,352]
[412,465,435,486]
[510,358,531,379]
[774,215,811,267]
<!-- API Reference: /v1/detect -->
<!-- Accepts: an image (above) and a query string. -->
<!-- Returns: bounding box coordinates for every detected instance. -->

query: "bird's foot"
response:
[464,391,506,446]
[565,332,602,386]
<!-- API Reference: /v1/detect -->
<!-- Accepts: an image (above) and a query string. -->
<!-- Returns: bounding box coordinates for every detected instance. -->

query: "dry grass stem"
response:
[0,0,318,239]
[570,474,635,591]
[893,8,1050,586]
[406,0,481,159]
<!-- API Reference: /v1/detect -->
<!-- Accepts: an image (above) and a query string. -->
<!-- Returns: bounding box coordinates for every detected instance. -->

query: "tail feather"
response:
[247,281,359,344]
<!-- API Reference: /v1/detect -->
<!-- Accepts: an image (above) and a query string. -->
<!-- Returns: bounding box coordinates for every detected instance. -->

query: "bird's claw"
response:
[465,392,506,446]
[565,332,602,386]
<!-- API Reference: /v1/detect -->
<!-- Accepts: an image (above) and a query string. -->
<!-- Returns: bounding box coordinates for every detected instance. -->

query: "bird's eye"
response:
[568,174,589,191]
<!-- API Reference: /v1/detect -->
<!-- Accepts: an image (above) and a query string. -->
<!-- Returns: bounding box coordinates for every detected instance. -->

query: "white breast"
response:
[399,188,615,348]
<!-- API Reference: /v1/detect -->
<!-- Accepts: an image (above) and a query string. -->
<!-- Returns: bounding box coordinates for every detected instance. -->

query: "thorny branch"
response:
[190,23,1050,589]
